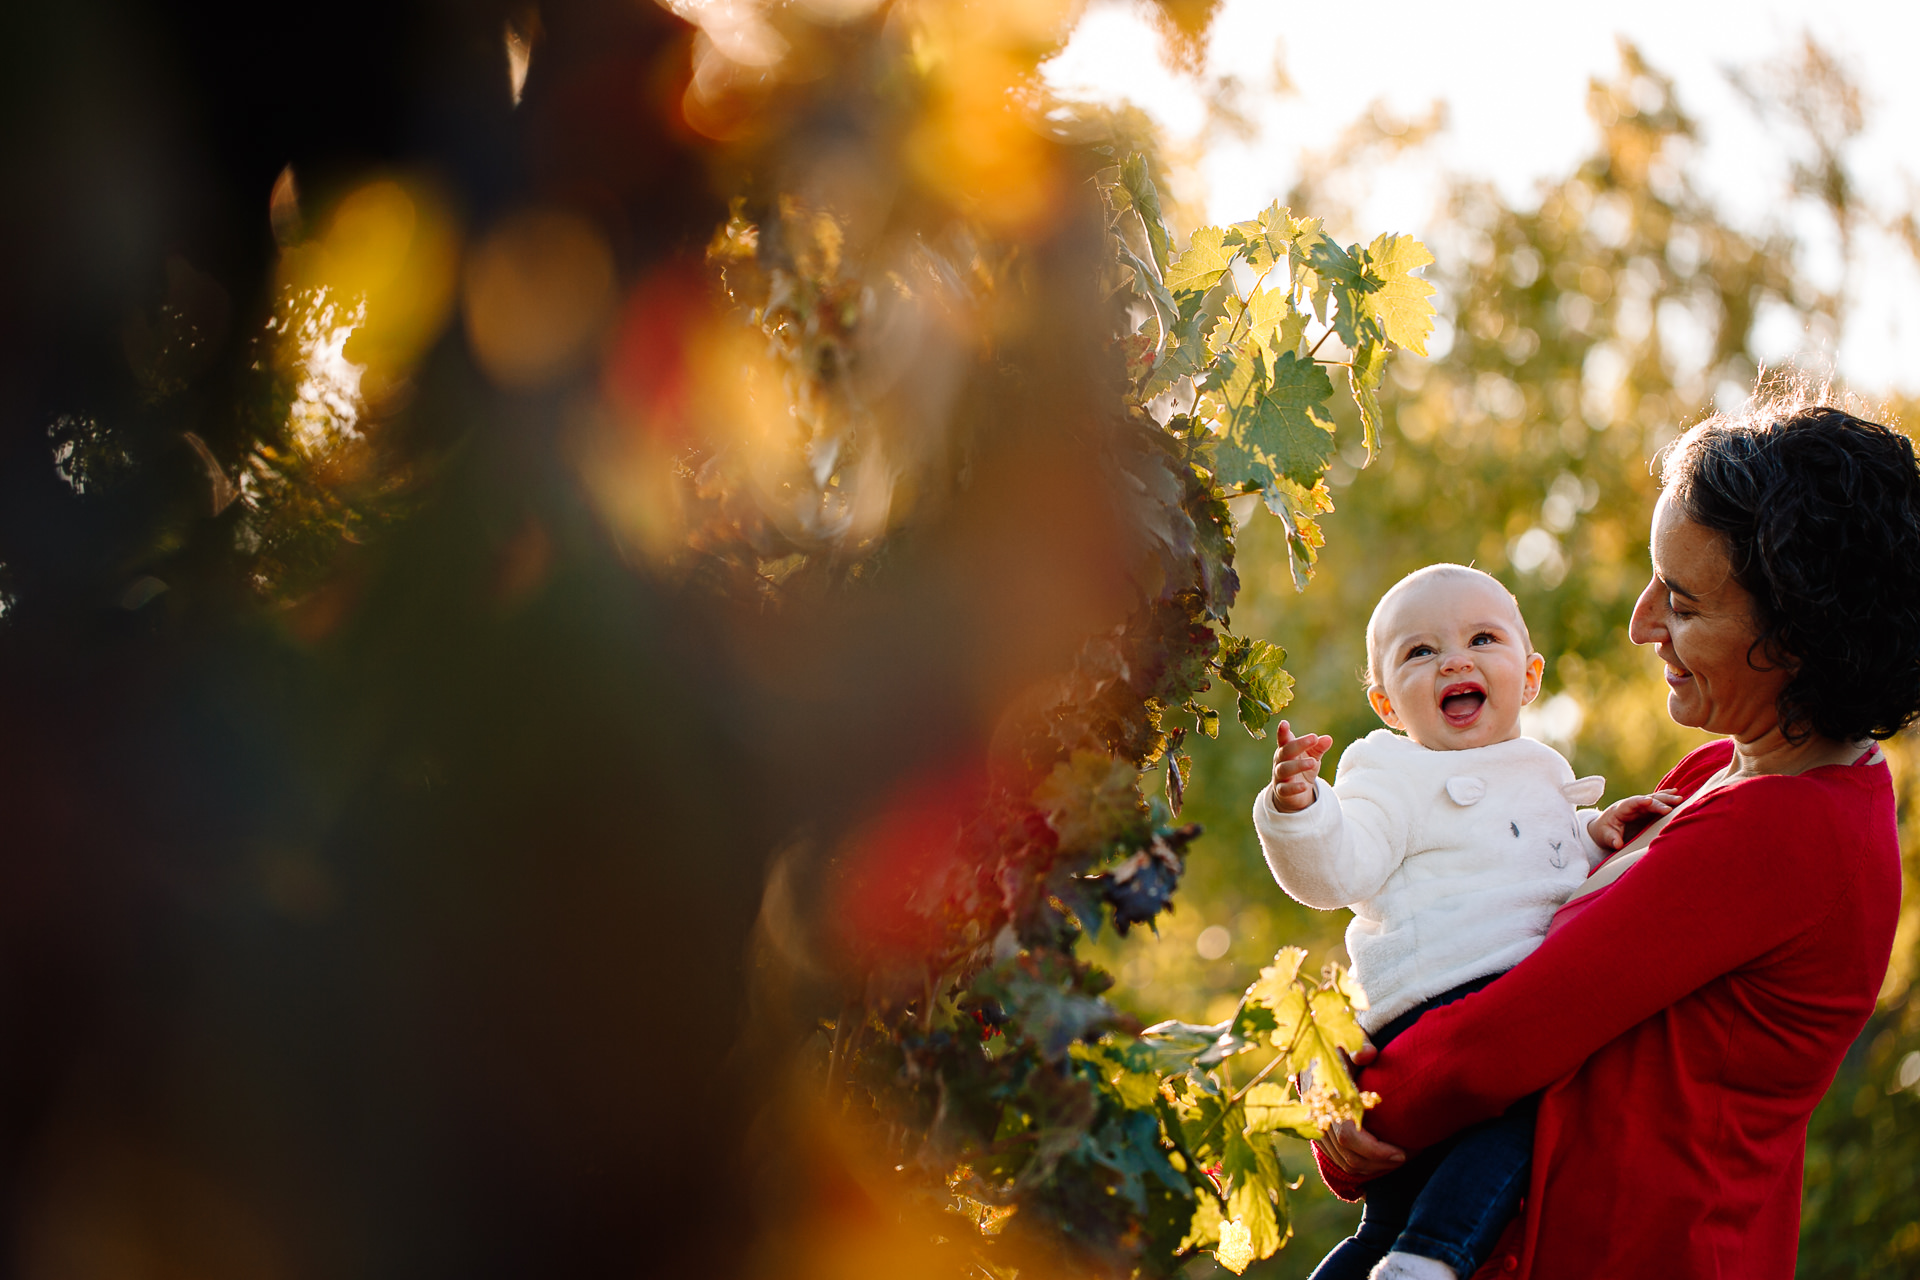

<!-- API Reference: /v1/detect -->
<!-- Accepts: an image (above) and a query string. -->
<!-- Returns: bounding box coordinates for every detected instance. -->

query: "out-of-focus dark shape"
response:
[0,0,1200,1275]
[270,165,305,247]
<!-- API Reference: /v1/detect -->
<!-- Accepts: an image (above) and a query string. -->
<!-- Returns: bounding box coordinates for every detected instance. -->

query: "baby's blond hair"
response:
[1365,564,1531,688]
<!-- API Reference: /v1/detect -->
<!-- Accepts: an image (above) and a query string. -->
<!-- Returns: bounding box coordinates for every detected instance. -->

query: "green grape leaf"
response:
[1257,477,1336,590]
[1251,287,1309,358]
[1175,1078,1233,1158]
[1262,986,1309,1050]
[1117,243,1179,349]
[981,962,1119,1062]
[1036,750,1146,854]
[1120,154,1173,274]
[1241,946,1310,1042]
[1208,284,1306,360]
[1164,225,1234,294]
[1224,201,1294,271]
[1204,346,1338,493]
[1144,279,1233,399]
[1333,962,1372,1013]
[1298,227,1357,329]
[1360,232,1437,355]
[1078,1044,1167,1109]
[1205,298,1243,358]
[1348,335,1388,462]
[1180,1192,1227,1253]
[1250,945,1308,993]
[1308,986,1368,1058]
[1216,635,1294,738]
[1229,998,1278,1042]
[1221,1126,1286,1261]
[1242,1082,1319,1140]
[1138,1019,1232,1077]
[1085,1110,1189,1212]
[1288,987,1370,1099]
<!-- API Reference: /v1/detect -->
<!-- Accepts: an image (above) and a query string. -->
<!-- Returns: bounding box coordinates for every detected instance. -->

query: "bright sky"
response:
[1044,0,1920,395]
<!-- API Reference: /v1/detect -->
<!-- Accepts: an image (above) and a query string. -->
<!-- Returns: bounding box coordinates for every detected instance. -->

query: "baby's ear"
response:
[1521,652,1546,705]
[1367,685,1400,728]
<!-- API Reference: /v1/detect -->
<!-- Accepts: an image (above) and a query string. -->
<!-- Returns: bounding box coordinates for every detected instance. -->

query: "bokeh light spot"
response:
[463,209,616,389]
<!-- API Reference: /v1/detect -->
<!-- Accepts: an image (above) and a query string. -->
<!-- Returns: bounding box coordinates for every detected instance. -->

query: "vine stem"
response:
[826,997,862,1100]
[1187,1015,1308,1152]
[1307,325,1338,359]
[1217,265,1276,353]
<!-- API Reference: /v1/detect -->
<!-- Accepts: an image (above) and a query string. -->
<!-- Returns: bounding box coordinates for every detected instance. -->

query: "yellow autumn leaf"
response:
[1333,962,1371,1012]
[1215,1217,1256,1274]
[1245,947,1307,1005]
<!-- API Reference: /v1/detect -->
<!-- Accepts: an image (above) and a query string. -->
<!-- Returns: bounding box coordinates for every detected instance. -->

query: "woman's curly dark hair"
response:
[1660,401,1920,743]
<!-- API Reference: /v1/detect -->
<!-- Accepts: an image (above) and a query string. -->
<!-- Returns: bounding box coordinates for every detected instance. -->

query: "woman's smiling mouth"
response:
[1439,683,1487,726]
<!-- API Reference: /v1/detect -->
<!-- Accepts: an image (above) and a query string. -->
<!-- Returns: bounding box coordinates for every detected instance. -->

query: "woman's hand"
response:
[1314,1041,1409,1179]
[1315,1118,1409,1179]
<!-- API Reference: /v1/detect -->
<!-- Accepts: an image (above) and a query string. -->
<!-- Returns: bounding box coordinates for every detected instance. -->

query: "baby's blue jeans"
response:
[1307,973,1533,1280]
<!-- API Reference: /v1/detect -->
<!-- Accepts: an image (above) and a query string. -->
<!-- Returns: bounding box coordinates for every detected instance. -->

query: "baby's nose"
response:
[1439,649,1474,672]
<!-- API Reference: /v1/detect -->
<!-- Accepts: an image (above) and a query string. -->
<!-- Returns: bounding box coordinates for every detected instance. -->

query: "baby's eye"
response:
[1408,644,1435,659]
[1470,632,1496,646]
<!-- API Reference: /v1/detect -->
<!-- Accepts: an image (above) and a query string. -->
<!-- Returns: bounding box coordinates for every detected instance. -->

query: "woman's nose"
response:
[1627,578,1663,645]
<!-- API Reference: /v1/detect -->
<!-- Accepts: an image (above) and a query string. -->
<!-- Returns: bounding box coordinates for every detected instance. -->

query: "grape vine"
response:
[702,145,1434,1274]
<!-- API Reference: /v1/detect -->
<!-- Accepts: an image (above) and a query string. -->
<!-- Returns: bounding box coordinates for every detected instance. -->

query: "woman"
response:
[1315,402,1920,1279]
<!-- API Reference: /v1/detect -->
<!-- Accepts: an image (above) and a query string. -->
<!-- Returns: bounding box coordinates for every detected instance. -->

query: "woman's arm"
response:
[1357,771,1854,1153]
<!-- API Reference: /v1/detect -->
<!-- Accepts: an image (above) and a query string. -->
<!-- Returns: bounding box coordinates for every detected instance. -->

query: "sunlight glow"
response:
[1043,0,1920,393]
[505,23,533,106]
[273,287,368,456]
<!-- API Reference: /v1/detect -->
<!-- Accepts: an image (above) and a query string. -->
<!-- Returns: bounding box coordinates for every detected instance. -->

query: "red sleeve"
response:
[1357,744,1858,1155]
[1312,1141,1365,1201]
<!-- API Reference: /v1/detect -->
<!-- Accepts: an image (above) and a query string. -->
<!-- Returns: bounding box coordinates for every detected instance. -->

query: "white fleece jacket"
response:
[1252,729,1608,1032]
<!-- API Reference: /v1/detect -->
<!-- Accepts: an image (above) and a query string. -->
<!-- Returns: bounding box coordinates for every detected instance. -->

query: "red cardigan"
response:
[1326,739,1900,1279]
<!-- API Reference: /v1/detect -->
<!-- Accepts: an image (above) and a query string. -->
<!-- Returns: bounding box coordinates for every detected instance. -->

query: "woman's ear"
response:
[1367,685,1401,728]
[1521,653,1545,705]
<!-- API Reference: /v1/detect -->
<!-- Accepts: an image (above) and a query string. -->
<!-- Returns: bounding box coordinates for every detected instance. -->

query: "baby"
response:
[1252,564,1678,1280]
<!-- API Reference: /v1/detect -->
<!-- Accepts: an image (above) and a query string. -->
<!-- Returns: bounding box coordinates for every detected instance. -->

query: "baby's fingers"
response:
[1273,726,1316,763]
[1634,790,1684,815]
[1273,754,1319,783]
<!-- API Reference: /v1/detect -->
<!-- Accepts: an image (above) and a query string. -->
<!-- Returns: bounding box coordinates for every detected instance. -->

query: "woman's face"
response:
[1628,494,1791,739]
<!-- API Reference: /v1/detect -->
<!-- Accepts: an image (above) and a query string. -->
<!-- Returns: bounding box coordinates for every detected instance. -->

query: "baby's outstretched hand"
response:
[1586,789,1685,850]
[1269,721,1334,813]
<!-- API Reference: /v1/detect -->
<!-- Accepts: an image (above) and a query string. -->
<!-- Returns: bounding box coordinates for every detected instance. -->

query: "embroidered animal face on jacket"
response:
[1449,771,1604,875]
[1368,567,1546,751]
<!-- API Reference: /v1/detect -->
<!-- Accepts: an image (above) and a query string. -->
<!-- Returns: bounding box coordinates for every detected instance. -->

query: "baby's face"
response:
[1368,575,1544,751]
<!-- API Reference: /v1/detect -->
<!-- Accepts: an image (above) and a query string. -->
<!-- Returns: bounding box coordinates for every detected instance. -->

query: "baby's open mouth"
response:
[1440,684,1486,726]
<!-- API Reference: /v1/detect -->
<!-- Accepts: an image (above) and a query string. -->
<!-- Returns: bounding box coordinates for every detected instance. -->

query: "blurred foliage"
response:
[0,0,1432,1276]
[1086,41,1920,1277]
[687,49,1436,1265]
